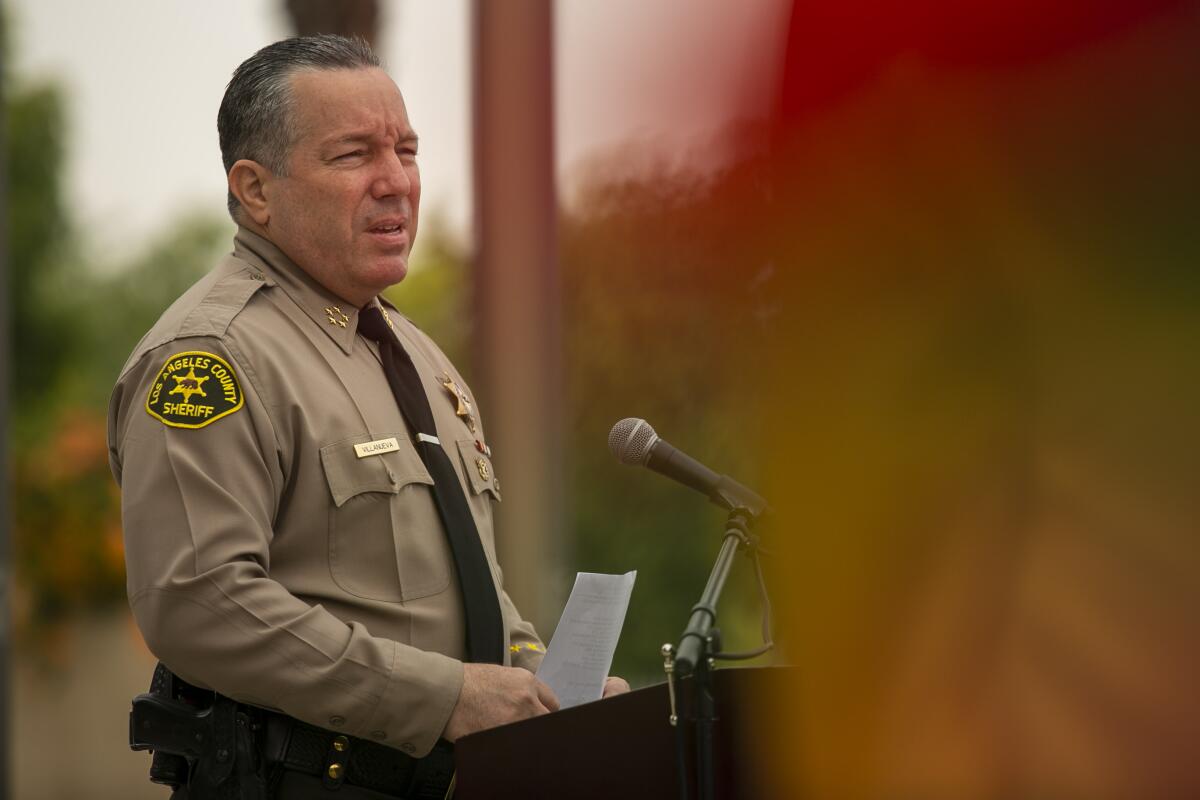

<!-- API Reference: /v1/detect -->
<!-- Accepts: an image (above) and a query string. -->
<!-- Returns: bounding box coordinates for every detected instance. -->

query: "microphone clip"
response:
[712,476,769,520]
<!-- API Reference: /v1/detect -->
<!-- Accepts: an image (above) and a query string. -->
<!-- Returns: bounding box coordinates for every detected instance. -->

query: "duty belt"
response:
[130,663,455,799]
[262,711,455,799]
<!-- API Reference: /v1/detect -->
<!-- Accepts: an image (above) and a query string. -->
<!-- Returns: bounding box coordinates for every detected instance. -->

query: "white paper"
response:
[536,570,637,709]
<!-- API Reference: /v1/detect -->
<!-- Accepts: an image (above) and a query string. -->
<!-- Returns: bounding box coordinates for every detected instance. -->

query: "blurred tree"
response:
[384,215,472,375]
[560,147,780,683]
[5,66,81,444]
[4,57,227,656]
[77,214,228,408]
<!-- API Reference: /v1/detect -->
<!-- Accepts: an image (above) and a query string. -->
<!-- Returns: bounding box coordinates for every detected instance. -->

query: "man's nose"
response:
[371,151,412,198]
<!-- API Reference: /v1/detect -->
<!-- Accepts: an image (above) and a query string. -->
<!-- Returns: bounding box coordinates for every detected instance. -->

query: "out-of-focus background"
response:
[2,0,1198,798]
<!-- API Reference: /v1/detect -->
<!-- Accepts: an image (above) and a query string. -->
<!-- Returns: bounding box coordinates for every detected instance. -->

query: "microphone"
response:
[607,418,768,517]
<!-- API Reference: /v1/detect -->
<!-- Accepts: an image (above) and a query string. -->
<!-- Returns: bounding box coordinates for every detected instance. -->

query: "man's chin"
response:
[364,258,410,294]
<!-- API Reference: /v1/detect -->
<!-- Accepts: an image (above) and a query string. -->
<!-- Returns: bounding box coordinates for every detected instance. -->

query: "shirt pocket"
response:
[454,439,502,566]
[456,439,501,502]
[320,434,451,602]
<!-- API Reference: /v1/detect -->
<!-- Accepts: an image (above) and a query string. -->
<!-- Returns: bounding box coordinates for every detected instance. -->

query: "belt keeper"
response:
[323,734,351,790]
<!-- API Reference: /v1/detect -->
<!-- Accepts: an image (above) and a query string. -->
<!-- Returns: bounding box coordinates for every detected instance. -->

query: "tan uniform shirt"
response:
[108,227,544,757]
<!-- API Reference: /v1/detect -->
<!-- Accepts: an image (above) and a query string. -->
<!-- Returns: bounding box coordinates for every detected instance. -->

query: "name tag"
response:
[354,437,400,458]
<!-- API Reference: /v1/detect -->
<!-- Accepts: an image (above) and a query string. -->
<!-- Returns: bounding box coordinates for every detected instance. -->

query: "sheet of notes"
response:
[536,571,637,709]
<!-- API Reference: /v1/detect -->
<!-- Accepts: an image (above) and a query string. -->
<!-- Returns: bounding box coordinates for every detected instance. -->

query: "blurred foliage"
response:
[560,152,781,684]
[5,65,228,656]
[384,215,471,374]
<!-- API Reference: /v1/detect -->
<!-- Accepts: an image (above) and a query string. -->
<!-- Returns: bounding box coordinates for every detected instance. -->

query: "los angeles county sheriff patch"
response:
[145,351,244,429]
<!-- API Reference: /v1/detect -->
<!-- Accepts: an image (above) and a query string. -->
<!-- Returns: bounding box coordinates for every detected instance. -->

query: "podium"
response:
[454,666,794,799]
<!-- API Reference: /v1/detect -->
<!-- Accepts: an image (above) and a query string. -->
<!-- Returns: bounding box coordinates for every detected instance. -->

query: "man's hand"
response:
[443,663,560,741]
[602,675,631,698]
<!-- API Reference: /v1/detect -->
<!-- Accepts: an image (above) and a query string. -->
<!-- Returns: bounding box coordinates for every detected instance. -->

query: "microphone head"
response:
[608,418,659,466]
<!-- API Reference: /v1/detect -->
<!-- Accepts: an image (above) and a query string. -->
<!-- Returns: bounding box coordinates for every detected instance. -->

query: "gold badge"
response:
[476,458,490,481]
[324,306,349,328]
[145,351,244,429]
[441,373,477,432]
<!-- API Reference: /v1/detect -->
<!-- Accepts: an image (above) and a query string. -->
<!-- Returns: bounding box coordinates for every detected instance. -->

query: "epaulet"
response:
[176,255,269,339]
[119,255,269,377]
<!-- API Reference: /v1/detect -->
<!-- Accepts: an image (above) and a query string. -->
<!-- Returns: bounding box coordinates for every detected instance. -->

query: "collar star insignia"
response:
[169,367,209,404]
[324,306,349,328]
[441,372,477,432]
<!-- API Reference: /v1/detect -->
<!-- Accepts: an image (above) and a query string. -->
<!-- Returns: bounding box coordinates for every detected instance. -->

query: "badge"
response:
[145,351,244,429]
[476,457,490,481]
[441,373,477,432]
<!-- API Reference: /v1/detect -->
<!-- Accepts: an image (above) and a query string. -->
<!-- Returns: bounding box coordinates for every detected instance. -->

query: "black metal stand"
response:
[663,508,772,800]
[693,649,718,800]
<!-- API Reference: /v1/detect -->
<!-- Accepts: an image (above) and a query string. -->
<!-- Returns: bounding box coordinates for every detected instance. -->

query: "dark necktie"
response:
[358,305,504,664]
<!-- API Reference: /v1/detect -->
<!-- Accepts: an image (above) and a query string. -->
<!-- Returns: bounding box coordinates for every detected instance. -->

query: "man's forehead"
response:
[287,67,415,139]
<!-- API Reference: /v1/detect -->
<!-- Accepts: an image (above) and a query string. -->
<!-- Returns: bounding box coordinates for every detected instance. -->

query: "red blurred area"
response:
[748,0,1200,797]
[780,0,1188,122]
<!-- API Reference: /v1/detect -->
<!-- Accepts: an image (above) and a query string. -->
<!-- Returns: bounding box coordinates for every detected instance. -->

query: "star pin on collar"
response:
[441,372,477,432]
[324,306,349,328]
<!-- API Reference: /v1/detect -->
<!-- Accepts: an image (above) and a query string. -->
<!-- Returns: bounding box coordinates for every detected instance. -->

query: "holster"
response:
[130,662,267,800]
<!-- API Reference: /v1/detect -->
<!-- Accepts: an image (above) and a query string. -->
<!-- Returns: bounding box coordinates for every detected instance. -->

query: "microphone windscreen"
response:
[608,418,658,465]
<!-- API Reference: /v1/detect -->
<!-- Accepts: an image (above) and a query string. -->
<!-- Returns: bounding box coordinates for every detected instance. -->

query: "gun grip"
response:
[130,692,211,759]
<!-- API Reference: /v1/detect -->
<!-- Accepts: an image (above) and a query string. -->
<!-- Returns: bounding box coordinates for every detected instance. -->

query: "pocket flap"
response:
[456,439,501,500]
[321,434,433,507]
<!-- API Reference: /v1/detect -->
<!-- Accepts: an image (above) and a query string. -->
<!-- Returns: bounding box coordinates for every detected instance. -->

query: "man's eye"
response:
[398,147,418,158]
[336,150,366,160]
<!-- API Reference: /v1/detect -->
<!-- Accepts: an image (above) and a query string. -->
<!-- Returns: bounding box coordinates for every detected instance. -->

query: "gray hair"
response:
[217,34,380,217]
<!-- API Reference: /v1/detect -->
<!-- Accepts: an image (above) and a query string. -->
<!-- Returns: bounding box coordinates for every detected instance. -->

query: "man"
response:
[108,35,626,798]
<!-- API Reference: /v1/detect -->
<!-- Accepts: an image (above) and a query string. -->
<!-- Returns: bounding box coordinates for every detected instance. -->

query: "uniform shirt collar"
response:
[233,226,366,354]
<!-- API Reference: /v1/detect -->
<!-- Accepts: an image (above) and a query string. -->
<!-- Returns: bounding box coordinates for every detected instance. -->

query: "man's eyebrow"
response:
[324,130,420,147]
[323,131,371,147]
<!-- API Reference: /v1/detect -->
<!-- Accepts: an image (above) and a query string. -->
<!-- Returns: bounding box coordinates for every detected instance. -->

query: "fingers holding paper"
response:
[602,675,631,698]
[444,663,561,741]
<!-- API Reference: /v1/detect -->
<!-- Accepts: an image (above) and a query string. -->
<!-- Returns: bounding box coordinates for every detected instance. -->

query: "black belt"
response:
[136,663,454,799]
[262,712,455,800]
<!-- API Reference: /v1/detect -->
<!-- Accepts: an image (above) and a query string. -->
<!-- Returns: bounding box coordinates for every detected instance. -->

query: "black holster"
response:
[130,662,267,800]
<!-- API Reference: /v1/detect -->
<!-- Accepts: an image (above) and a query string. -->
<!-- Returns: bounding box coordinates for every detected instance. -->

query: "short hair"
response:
[217,34,380,217]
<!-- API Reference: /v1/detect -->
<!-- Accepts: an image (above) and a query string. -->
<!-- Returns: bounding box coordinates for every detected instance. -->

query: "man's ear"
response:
[228,159,275,226]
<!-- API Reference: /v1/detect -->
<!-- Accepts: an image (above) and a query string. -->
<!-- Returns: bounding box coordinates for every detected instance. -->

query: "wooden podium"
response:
[454,666,793,799]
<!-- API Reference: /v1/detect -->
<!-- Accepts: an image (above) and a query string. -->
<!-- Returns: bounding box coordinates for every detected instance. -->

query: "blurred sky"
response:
[7,0,790,265]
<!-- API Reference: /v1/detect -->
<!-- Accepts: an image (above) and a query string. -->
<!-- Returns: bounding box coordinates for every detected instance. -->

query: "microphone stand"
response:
[662,507,772,800]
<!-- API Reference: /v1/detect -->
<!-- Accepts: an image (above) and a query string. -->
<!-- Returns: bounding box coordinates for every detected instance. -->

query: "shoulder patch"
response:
[145,351,244,429]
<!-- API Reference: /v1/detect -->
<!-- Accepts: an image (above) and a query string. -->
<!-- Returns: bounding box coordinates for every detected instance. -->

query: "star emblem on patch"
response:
[169,367,210,404]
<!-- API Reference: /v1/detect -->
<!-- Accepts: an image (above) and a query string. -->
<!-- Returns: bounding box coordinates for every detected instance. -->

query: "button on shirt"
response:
[107,227,545,757]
